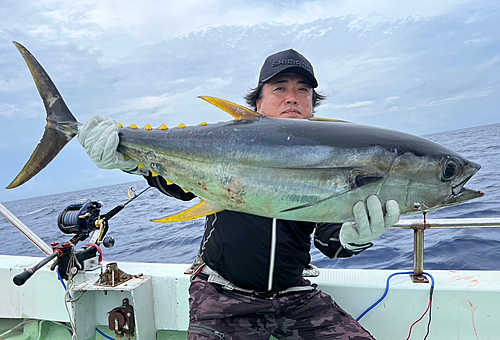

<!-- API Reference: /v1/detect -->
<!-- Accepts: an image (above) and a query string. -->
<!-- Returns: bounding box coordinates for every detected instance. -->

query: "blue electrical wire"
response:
[56,266,72,299]
[57,267,115,339]
[96,328,115,339]
[423,271,435,287]
[356,271,435,321]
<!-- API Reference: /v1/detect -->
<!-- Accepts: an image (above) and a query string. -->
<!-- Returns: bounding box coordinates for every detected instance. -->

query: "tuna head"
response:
[378,148,483,216]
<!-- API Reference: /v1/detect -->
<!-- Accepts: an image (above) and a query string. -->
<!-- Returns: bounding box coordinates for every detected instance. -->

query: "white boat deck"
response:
[1,255,499,339]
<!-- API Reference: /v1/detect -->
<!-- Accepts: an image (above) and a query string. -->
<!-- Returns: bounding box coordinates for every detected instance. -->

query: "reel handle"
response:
[13,251,60,286]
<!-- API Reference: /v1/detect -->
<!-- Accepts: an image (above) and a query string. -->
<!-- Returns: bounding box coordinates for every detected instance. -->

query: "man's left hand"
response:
[339,195,400,254]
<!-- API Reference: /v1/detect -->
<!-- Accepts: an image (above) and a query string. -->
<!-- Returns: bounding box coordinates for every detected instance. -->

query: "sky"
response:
[0,0,499,202]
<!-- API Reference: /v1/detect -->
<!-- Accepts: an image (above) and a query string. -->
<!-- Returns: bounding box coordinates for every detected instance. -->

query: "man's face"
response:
[256,73,313,119]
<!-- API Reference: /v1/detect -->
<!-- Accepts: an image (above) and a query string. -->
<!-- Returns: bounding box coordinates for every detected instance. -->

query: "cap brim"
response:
[260,66,318,88]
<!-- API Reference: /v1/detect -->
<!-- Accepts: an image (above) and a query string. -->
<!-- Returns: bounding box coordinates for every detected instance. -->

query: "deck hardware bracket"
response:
[411,273,429,283]
[96,262,143,287]
[108,298,135,338]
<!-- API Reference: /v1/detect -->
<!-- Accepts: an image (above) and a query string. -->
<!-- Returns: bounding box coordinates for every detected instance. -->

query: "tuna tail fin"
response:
[6,42,79,189]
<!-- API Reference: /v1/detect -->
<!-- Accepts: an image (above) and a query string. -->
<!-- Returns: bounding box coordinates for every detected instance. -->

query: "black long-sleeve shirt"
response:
[145,172,353,292]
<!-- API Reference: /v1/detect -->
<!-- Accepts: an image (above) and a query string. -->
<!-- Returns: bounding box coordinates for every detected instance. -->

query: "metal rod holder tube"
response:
[413,227,424,276]
[0,203,52,256]
[412,226,428,283]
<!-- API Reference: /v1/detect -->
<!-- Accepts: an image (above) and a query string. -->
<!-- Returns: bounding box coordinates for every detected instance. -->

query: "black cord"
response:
[423,286,434,339]
[406,278,434,340]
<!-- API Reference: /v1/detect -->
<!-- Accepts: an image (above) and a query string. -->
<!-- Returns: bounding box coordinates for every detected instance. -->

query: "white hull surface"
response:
[1,255,499,339]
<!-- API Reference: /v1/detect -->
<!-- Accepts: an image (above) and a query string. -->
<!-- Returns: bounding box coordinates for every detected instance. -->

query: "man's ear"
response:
[256,99,262,112]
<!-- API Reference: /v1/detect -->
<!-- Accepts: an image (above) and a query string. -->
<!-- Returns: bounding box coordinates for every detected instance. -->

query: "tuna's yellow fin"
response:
[309,117,351,123]
[151,200,224,223]
[199,96,262,120]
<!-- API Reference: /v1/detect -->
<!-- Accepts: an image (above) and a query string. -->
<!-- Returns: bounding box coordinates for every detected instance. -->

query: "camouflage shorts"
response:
[188,276,375,340]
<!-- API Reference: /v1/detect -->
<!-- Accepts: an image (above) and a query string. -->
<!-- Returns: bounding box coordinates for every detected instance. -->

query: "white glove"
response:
[340,195,400,254]
[78,115,139,171]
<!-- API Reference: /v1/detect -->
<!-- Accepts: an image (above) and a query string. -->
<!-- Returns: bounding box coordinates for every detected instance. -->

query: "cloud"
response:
[1,0,469,63]
[345,101,375,108]
[420,87,496,108]
[385,96,400,103]
[0,103,20,118]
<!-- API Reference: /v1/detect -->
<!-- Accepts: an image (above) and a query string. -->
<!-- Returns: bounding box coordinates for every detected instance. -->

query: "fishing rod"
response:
[1,186,151,286]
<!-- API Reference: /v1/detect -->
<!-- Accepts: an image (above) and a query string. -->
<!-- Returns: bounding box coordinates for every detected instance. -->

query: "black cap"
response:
[258,49,318,88]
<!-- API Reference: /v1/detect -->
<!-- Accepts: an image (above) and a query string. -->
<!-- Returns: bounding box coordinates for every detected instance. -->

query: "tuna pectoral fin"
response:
[199,96,262,120]
[151,200,224,223]
[7,42,79,189]
[281,190,352,213]
[281,171,384,213]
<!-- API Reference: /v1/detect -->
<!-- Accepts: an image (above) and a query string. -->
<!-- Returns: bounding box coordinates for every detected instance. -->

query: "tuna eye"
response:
[442,160,458,180]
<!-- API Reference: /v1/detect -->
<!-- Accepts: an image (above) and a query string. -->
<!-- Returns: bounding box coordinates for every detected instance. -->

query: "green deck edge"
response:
[1,319,279,339]
[0,319,187,340]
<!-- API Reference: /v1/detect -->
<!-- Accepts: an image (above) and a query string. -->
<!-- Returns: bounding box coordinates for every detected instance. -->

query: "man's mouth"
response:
[282,108,301,116]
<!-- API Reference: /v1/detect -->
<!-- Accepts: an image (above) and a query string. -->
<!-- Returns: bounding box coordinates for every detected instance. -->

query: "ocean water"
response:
[1,123,499,271]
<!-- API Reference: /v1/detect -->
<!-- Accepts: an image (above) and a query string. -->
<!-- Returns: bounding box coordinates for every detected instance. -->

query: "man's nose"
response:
[286,90,298,105]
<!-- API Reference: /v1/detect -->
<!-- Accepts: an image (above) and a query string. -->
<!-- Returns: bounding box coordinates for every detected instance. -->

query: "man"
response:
[79,49,400,339]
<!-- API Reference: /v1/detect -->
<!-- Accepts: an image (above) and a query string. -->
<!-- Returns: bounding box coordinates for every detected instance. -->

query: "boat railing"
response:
[390,218,500,282]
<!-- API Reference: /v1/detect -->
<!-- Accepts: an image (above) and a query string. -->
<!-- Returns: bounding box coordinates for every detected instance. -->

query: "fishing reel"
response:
[57,199,114,246]
[58,199,101,235]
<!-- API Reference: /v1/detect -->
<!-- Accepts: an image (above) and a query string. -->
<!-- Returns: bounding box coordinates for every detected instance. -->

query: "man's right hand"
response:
[78,115,139,171]
[339,195,400,254]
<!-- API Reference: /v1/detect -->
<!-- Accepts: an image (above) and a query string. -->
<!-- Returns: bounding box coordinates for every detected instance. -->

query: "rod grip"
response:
[13,269,35,286]
[13,251,59,286]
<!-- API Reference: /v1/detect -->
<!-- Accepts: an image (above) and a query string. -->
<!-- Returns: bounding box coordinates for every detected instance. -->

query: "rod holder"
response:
[411,223,429,283]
